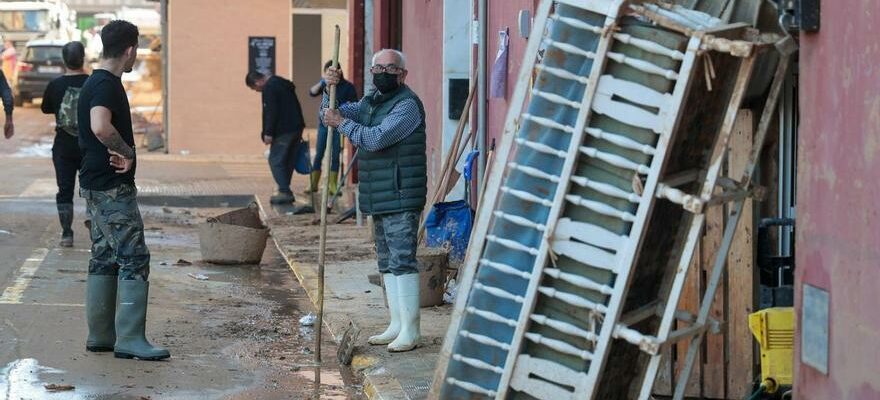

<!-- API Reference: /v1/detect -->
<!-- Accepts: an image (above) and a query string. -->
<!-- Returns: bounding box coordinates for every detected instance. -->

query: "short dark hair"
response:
[245,71,266,87]
[62,41,85,70]
[100,20,139,59]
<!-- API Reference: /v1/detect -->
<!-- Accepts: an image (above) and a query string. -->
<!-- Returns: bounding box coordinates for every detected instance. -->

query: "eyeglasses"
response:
[370,64,404,74]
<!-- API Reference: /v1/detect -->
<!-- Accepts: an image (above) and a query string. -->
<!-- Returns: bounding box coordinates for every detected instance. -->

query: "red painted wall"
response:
[401,0,444,195]
[348,0,365,94]
[795,0,880,398]
[485,1,538,151]
[374,0,402,50]
[387,1,538,198]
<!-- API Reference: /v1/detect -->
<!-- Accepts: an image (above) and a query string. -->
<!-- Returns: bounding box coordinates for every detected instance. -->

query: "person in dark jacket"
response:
[246,71,306,204]
[42,41,89,247]
[322,49,426,353]
[307,60,358,194]
[0,69,14,139]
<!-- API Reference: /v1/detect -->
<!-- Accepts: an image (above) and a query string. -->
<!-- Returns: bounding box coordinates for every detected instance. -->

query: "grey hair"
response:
[371,49,406,69]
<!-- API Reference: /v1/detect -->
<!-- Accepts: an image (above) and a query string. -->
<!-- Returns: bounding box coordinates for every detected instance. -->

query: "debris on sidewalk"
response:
[199,204,268,264]
[173,259,192,266]
[144,128,165,152]
[299,313,316,326]
[187,273,209,281]
[417,247,448,307]
[336,321,361,366]
[44,383,75,392]
[443,278,457,304]
[367,273,381,287]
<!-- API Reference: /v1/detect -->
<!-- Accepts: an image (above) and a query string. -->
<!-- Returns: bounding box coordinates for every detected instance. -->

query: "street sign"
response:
[248,36,276,76]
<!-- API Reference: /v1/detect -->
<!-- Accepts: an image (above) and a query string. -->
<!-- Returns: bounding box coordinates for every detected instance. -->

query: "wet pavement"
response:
[0,200,364,399]
[0,106,364,399]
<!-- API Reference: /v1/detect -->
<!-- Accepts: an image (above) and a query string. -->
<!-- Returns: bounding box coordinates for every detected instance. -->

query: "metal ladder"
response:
[431,1,796,399]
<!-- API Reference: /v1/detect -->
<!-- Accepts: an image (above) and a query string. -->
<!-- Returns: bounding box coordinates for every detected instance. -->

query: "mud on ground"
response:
[264,213,376,265]
[139,206,366,399]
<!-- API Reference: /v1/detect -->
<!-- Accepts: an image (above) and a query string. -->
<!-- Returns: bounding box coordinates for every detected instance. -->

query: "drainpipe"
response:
[160,0,169,154]
[476,0,487,198]
[364,0,374,94]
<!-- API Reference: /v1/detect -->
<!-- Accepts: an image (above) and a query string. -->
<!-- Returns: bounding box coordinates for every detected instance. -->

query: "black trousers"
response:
[53,133,82,205]
[267,132,303,193]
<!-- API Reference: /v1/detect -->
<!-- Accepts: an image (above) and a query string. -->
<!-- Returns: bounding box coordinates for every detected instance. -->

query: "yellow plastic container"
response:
[749,307,794,392]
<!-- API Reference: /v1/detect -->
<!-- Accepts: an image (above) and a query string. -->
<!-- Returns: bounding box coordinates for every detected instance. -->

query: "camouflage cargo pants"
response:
[80,183,150,280]
[372,211,420,276]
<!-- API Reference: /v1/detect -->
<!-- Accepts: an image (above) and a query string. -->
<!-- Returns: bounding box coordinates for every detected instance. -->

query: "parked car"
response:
[13,39,66,106]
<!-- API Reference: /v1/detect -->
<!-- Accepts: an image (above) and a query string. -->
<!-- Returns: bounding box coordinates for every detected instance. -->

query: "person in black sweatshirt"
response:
[246,71,306,204]
[41,41,89,247]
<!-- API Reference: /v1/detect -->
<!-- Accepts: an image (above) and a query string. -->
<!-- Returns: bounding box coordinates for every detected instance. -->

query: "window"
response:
[25,46,63,63]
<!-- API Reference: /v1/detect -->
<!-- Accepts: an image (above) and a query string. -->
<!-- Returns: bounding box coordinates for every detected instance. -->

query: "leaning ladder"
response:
[431,0,796,399]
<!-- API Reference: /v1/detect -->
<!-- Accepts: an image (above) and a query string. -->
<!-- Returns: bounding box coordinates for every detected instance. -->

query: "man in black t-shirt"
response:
[78,20,170,361]
[42,41,88,247]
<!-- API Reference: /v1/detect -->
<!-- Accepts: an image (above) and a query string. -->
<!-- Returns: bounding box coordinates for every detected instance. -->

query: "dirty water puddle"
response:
[0,358,80,400]
[292,368,351,399]
[12,140,53,158]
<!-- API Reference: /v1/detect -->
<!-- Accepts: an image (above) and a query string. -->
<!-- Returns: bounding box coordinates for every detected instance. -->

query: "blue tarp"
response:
[425,200,474,262]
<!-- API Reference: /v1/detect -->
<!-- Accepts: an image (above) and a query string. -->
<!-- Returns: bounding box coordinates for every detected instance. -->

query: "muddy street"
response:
[0,192,364,399]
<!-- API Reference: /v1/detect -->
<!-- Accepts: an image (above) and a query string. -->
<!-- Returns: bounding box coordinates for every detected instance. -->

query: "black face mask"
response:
[373,72,400,94]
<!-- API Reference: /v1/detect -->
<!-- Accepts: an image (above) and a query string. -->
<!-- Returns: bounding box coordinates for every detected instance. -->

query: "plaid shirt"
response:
[321,93,422,152]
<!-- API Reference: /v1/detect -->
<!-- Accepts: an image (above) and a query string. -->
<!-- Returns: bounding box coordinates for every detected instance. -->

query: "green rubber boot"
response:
[306,171,321,194]
[328,171,339,196]
[114,280,171,361]
[86,275,117,352]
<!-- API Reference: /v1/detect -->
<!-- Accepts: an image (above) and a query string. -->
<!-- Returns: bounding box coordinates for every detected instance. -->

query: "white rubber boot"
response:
[368,273,400,345]
[388,273,420,352]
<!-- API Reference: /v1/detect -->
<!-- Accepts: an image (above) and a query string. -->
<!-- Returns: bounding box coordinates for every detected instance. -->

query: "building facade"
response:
[165,0,348,155]
[393,0,539,199]
[66,0,155,14]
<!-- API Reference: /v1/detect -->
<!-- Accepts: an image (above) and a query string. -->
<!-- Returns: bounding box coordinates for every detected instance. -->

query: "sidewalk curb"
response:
[254,197,411,400]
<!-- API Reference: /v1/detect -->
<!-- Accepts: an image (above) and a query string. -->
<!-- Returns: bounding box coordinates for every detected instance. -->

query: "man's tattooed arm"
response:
[97,132,135,159]
[90,106,135,159]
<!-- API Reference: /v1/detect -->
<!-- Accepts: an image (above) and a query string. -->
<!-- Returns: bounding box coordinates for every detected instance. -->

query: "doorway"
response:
[292,13,323,129]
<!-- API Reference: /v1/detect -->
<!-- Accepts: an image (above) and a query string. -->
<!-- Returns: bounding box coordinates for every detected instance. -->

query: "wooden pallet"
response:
[653,111,757,400]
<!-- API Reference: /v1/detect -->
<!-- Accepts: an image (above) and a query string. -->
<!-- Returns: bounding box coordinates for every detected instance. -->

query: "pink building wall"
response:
[398,0,538,198]
[795,0,880,398]
[400,0,444,194]
[167,0,291,155]
[485,1,538,150]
